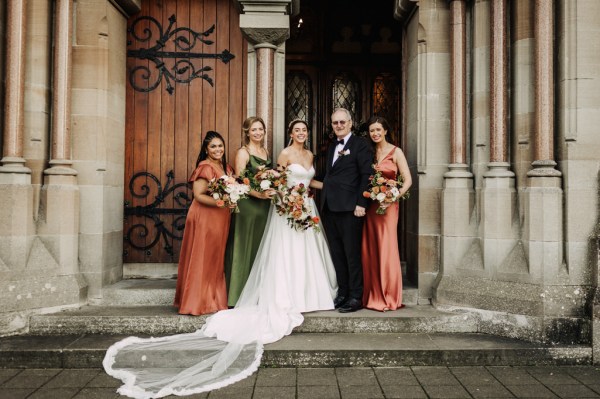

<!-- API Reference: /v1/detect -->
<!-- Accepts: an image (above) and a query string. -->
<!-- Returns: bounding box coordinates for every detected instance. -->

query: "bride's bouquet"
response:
[275,182,320,232]
[207,175,250,213]
[240,165,288,203]
[363,167,409,215]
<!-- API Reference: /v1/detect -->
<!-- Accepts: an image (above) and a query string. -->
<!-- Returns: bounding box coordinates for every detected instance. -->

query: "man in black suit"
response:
[321,108,373,313]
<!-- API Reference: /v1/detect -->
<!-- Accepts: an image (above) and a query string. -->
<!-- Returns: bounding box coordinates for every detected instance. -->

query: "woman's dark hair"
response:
[365,116,392,138]
[196,130,227,170]
[286,119,310,147]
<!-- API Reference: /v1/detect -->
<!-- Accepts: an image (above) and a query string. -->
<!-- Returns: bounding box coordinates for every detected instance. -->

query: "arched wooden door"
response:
[122,0,247,264]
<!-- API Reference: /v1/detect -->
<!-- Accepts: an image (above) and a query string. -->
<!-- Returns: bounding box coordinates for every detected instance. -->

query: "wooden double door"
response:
[123,0,247,264]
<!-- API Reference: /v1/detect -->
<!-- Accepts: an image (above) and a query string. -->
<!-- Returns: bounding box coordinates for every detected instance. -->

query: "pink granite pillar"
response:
[46,0,76,176]
[449,0,467,167]
[0,0,30,173]
[255,44,276,156]
[529,0,560,176]
[489,0,509,167]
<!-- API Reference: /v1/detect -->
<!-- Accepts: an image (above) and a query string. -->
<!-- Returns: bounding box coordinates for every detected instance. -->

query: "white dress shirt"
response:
[332,133,351,165]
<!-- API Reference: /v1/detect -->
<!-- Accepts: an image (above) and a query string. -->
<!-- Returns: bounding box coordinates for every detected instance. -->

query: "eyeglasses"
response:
[332,120,348,126]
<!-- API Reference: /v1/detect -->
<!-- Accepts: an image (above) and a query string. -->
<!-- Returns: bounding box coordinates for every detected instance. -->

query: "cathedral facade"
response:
[0,0,599,362]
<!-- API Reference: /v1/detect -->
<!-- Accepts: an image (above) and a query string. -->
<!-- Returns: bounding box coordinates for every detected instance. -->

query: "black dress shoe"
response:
[333,296,347,309]
[338,298,362,313]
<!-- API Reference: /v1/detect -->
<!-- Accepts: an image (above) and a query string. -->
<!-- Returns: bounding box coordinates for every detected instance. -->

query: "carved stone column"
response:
[38,0,80,276]
[0,0,30,174]
[255,43,277,153]
[237,0,291,156]
[440,0,475,278]
[523,0,564,304]
[481,0,517,273]
[46,0,76,176]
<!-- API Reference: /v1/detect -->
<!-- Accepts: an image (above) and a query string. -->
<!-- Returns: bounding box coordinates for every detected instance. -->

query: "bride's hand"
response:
[256,189,276,199]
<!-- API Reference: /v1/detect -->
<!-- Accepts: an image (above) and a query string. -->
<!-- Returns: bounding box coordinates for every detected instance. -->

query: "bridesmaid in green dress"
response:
[224,116,275,306]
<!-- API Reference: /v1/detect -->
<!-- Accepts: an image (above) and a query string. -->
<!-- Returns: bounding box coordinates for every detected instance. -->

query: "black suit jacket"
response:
[321,134,373,212]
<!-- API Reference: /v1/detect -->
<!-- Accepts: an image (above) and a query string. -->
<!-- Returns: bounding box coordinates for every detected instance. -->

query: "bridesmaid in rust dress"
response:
[174,131,234,315]
[361,116,412,311]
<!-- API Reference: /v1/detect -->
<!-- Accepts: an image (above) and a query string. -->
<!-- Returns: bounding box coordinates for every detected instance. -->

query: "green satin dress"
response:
[224,154,272,306]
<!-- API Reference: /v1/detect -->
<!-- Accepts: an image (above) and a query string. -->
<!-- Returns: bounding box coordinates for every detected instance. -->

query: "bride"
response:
[103,119,337,398]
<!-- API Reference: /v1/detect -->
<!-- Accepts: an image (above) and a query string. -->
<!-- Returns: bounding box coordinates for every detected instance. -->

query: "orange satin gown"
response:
[361,147,403,311]
[174,161,232,315]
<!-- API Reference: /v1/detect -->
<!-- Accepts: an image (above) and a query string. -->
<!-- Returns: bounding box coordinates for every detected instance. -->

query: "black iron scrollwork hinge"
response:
[127,14,235,94]
[123,170,191,257]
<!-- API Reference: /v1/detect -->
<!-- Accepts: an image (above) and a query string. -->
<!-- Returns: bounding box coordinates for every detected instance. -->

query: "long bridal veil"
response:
[103,180,337,398]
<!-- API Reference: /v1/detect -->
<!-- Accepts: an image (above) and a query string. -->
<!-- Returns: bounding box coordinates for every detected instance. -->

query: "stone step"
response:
[29,305,479,336]
[92,278,421,306]
[0,332,591,369]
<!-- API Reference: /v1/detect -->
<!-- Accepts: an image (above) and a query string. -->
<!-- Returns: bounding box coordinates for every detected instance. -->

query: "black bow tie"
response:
[337,139,345,145]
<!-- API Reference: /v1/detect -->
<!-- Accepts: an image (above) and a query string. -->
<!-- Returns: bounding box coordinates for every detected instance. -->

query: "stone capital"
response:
[240,15,290,46]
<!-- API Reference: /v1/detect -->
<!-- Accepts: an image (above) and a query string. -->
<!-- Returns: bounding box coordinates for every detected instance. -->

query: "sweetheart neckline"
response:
[287,163,314,172]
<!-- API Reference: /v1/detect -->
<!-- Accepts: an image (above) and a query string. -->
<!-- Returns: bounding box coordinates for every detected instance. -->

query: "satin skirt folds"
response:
[361,201,402,311]
[224,196,271,307]
[174,200,230,315]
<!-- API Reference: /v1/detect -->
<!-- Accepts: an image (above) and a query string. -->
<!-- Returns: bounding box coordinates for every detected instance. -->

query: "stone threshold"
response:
[0,332,591,369]
[28,304,479,336]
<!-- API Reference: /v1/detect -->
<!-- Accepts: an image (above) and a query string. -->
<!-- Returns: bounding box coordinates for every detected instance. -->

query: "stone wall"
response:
[72,0,128,300]
[404,0,451,303]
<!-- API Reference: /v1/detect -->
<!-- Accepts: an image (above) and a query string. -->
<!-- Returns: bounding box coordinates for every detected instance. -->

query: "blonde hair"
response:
[241,116,266,145]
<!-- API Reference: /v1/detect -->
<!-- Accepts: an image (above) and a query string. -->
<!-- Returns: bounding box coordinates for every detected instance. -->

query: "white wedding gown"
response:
[103,164,337,398]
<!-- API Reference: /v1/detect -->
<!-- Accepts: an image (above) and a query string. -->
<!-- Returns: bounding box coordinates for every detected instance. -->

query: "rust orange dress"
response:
[361,147,403,311]
[174,161,233,315]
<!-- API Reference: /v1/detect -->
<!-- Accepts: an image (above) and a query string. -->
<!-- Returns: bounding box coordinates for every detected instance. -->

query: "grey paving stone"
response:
[27,387,81,398]
[1,369,60,388]
[487,367,540,385]
[72,388,122,399]
[252,385,295,398]
[336,367,379,386]
[298,368,338,386]
[43,368,101,388]
[464,383,514,398]
[545,384,600,398]
[590,385,600,395]
[374,367,419,386]
[255,368,296,386]
[504,384,558,398]
[565,366,600,384]
[421,384,471,398]
[0,369,22,385]
[163,392,209,398]
[450,366,498,385]
[339,384,384,399]
[86,372,123,388]
[298,385,340,399]
[527,369,580,385]
[207,385,253,399]
[411,367,461,386]
[380,384,428,398]
[0,388,36,399]
[230,372,257,388]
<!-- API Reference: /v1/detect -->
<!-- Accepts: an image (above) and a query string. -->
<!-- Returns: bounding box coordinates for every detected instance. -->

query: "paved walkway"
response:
[1,365,599,398]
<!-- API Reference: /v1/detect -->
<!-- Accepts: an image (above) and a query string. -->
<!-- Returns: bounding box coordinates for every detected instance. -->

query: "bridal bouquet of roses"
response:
[207,175,250,213]
[240,165,288,203]
[275,182,320,232]
[362,167,409,215]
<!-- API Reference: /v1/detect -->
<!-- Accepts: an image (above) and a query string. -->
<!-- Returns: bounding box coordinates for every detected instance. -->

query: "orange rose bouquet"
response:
[362,167,409,215]
[274,182,320,232]
[207,175,250,213]
[245,165,288,203]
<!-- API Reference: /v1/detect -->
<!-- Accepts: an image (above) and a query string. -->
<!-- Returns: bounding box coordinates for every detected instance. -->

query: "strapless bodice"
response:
[286,164,315,187]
